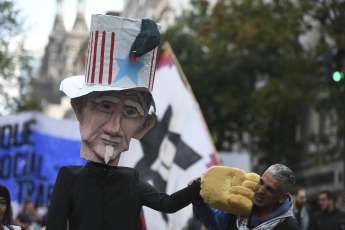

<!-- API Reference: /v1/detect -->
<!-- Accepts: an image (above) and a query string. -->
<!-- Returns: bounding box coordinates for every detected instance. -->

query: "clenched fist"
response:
[200,166,260,217]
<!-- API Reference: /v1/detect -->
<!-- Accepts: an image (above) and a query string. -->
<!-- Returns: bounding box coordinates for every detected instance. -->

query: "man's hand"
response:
[188,177,201,186]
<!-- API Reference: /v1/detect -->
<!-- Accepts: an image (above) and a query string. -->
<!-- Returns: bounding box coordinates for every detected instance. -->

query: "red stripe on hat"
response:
[109,32,115,85]
[99,31,106,84]
[91,30,99,84]
[151,45,160,90]
[148,48,155,90]
[85,32,92,83]
[87,31,94,83]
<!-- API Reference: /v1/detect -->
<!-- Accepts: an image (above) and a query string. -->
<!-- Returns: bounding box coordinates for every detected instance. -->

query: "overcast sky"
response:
[14,0,124,54]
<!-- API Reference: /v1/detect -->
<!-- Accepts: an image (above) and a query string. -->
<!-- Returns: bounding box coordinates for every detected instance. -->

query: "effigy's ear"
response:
[70,95,88,124]
[133,114,155,140]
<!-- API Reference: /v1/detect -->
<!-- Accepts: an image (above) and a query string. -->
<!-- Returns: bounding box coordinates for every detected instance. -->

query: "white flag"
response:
[119,44,219,230]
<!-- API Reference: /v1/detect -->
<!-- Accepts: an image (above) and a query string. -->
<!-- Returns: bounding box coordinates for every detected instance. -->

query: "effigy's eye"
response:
[101,103,112,110]
[124,107,139,118]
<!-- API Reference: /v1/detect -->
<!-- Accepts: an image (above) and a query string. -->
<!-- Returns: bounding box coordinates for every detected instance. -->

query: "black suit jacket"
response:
[46,162,201,230]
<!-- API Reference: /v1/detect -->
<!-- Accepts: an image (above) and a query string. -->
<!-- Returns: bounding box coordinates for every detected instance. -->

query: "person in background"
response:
[14,200,41,230]
[291,186,310,230]
[0,184,21,230]
[310,190,345,230]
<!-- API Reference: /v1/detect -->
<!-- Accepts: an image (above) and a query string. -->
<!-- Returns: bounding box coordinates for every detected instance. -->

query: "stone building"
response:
[121,0,195,31]
[33,0,89,105]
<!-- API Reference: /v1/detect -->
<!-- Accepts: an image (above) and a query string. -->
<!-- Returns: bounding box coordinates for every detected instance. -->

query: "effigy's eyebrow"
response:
[94,95,120,104]
[125,100,144,116]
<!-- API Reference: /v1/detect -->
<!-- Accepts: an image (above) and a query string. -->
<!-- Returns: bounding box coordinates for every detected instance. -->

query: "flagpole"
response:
[163,42,221,166]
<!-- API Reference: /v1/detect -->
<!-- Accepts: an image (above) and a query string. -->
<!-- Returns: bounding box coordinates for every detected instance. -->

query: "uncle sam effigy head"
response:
[60,14,160,166]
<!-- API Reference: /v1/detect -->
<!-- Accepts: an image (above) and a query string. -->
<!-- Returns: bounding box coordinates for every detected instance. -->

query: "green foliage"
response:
[0,0,40,115]
[303,0,345,159]
[162,0,332,166]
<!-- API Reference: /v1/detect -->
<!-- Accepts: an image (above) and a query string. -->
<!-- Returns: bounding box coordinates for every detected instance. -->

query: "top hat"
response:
[60,14,161,102]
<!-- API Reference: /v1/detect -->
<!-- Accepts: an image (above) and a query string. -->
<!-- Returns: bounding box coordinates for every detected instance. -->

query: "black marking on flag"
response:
[167,132,201,170]
[135,105,202,222]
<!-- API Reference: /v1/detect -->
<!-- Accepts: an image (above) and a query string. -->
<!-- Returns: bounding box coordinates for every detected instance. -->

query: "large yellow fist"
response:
[200,166,260,217]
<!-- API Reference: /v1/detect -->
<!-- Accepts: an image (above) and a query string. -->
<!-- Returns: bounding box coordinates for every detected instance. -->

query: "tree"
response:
[162,0,321,167]
[0,0,40,116]
[301,0,345,163]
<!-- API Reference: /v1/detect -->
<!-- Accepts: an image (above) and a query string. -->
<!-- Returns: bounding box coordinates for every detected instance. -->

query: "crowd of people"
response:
[292,188,345,230]
[13,200,46,230]
[289,186,345,230]
[0,185,46,230]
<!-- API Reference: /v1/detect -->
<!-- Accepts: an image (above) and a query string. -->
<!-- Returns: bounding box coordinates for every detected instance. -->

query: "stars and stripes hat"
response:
[60,14,161,103]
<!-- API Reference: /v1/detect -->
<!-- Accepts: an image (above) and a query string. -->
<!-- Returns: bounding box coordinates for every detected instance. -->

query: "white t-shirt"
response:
[1,225,21,230]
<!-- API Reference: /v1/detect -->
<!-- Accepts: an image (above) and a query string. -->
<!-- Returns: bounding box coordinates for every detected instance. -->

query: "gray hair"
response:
[266,164,295,193]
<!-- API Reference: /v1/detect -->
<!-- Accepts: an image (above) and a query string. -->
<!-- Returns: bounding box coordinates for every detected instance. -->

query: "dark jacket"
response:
[193,196,300,230]
[226,213,299,230]
[310,209,345,230]
[46,162,201,230]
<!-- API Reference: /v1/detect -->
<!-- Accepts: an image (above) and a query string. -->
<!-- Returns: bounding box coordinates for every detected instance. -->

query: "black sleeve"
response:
[138,177,201,213]
[46,167,71,230]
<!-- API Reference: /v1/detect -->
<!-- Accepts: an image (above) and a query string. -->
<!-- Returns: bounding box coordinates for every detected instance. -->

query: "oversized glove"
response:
[129,19,160,62]
[200,166,260,217]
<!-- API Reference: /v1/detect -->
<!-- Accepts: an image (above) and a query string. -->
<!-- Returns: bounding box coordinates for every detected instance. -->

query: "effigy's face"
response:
[77,91,152,165]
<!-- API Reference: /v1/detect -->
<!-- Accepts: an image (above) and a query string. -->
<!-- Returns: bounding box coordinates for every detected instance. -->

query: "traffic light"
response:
[319,48,345,84]
[332,49,345,82]
[333,71,343,82]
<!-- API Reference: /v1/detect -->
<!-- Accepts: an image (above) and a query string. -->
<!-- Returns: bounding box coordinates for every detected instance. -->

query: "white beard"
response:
[104,145,114,164]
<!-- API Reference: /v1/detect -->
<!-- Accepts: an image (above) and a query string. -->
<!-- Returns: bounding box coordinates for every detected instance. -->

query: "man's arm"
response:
[193,200,231,230]
[46,167,71,230]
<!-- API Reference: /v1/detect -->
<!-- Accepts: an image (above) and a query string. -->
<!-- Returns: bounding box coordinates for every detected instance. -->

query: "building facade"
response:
[33,0,89,105]
[121,0,194,31]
